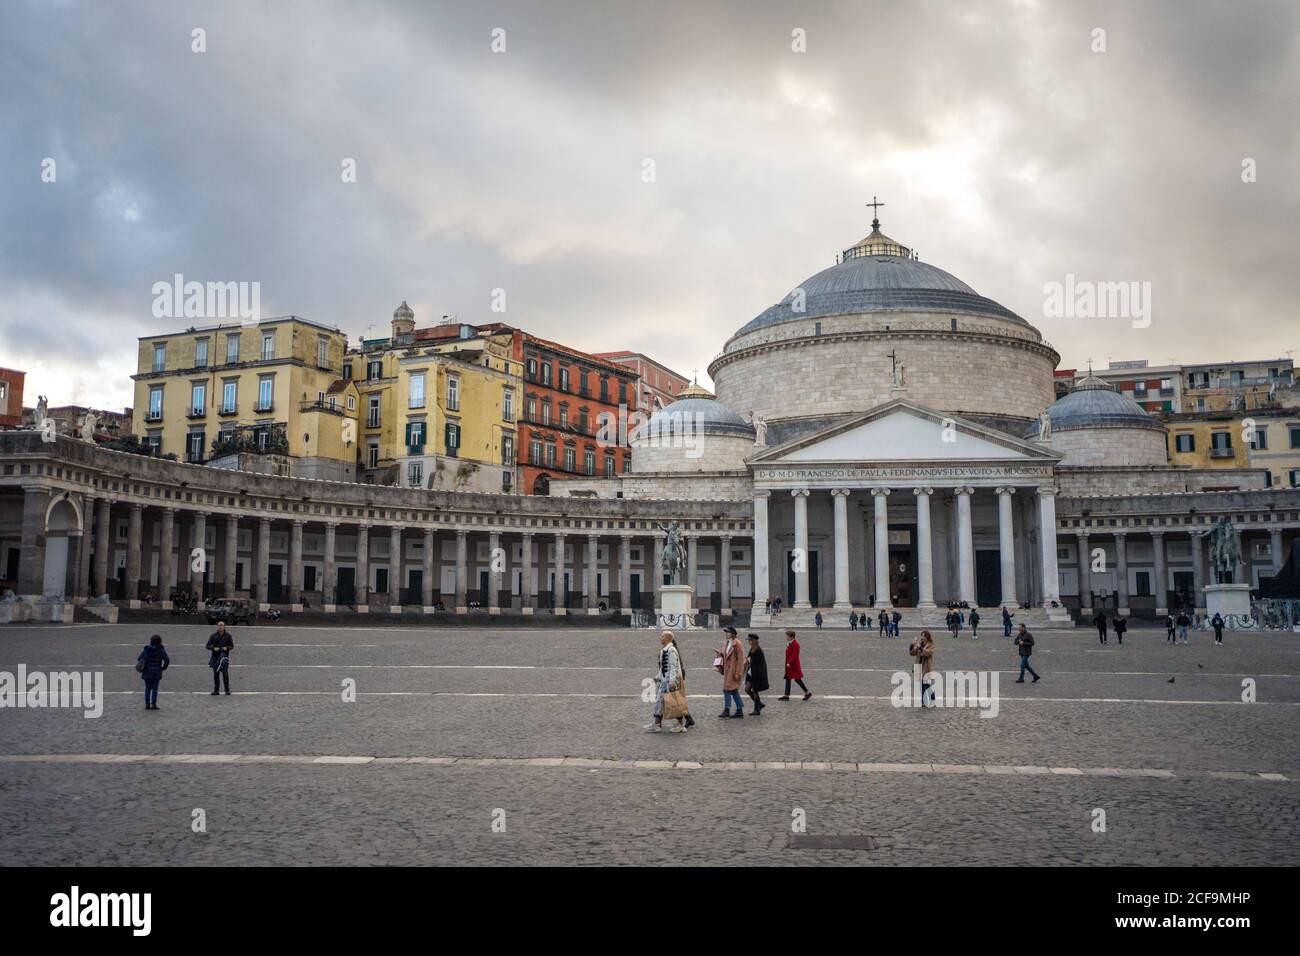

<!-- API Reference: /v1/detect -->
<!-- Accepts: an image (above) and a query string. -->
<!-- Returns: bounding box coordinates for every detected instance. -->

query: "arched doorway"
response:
[532,473,551,496]
[42,496,81,599]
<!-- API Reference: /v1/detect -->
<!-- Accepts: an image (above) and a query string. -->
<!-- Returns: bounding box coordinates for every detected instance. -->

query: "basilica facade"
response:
[2,217,1296,626]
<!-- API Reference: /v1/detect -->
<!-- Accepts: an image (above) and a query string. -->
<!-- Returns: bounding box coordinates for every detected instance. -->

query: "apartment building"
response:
[131,316,355,480]
[592,350,690,414]
[1090,360,1184,413]
[0,368,24,428]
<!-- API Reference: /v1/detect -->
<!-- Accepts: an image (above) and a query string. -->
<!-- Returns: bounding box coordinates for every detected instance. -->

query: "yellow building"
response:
[1166,408,1300,488]
[348,304,521,489]
[132,316,358,481]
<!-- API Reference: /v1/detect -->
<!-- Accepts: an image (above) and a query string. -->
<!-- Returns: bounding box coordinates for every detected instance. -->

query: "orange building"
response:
[0,367,25,429]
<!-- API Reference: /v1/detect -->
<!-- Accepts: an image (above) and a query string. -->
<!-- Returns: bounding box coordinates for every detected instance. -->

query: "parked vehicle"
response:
[205,598,257,626]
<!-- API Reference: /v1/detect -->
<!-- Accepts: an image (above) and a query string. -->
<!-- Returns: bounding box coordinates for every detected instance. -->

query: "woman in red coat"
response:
[778,629,812,701]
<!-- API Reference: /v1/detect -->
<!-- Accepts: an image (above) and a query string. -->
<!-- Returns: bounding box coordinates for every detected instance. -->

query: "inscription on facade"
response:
[758,465,1054,482]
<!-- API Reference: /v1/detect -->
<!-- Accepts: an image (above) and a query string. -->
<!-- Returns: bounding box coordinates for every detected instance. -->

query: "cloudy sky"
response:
[2,0,1297,411]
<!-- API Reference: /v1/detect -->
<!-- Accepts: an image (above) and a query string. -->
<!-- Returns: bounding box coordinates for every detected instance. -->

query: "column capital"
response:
[521,530,534,539]
[1150,529,1164,537]
[870,486,891,497]
[719,533,732,542]
[1076,530,1089,540]
[994,486,1017,497]
[790,488,810,499]
[586,532,598,543]
[754,490,771,500]
[830,488,851,498]
[258,515,271,526]
[954,485,975,497]
[456,528,468,539]
[129,502,144,513]
[1036,484,1058,497]
[291,518,305,527]
[1113,530,1128,538]
[912,486,934,497]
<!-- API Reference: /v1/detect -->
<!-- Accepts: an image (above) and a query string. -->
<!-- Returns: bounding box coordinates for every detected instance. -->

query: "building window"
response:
[405,420,426,452]
[578,407,589,432]
[226,333,240,364]
[584,448,595,475]
[604,454,615,477]
[502,471,513,492]
[1134,571,1151,596]
[145,430,162,455]
[502,435,514,465]
[621,453,630,473]
[1290,469,1300,487]
[185,429,205,464]
[1290,425,1300,449]
[618,380,627,405]
[445,421,461,455]
[367,360,383,381]
[152,342,166,372]
[541,363,552,387]
[147,386,164,421]
[1174,433,1195,453]
[1210,431,1232,456]
[559,366,569,392]
[446,375,459,411]
[221,381,237,414]
[545,443,556,467]
[317,336,329,368]
[563,446,576,472]
[342,361,352,380]
[190,382,206,415]
[195,338,209,368]
[407,461,423,488]
[367,395,381,428]
[579,371,589,397]
[367,442,380,469]
[526,357,537,381]
[1250,427,1268,450]
[503,388,515,423]
[261,332,275,361]
[527,396,537,420]
[409,371,426,409]
[257,377,274,411]
[559,404,569,428]
[541,400,551,425]
[530,439,543,465]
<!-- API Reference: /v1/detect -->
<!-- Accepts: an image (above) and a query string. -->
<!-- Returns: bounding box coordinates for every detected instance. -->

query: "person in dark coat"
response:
[778,629,811,701]
[1211,613,1225,645]
[1113,614,1128,645]
[136,634,170,710]
[1164,613,1176,642]
[745,634,769,715]
[849,611,858,631]
[878,611,888,637]
[1095,611,1108,645]
[1014,624,1040,682]
[206,621,235,695]
[814,611,823,630]
[1002,605,1014,637]
[890,609,901,637]
[969,608,980,639]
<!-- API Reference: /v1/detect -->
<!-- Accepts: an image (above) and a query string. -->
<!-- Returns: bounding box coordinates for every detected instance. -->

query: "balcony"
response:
[300,400,344,416]
[144,411,163,423]
[254,401,274,413]
[366,415,381,429]
[186,406,207,419]
[218,405,239,416]
[1209,447,1235,459]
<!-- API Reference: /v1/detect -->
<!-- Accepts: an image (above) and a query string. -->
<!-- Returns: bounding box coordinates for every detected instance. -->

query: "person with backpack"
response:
[969,608,980,639]
[206,621,235,696]
[136,634,170,710]
[1013,624,1040,683]
[745,633,769,716]
[1211,613,1225,646]
[778,630,811,701]
[908,630,936,707]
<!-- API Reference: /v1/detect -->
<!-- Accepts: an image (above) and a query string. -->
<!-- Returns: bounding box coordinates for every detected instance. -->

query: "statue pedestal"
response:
[1204,583,1252,624]
[656,585,696,628]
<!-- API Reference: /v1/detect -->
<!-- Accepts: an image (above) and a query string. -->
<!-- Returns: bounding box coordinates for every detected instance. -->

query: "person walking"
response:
[1176,611,1191,645]
[1164,613,1176,643]
[969,608,980,639]
[778,629,811,701]
[136,634,170,710]
[1211,613,1225,646]
[1013,624,1040,683]
[948,609,961,639]
[814,611,823,630]
[878,610,888,638]
[908,629,936,707]
[1002,605,1014,637]
[716,626,746,718]
[1113,613,1128,646]
[646,631,686,733]
[849,611,858,632]
[745,633,769,716]
[891,609,901,637]
[206,621,234,695]
[1095,610,1108,645]
[670,637,695,730]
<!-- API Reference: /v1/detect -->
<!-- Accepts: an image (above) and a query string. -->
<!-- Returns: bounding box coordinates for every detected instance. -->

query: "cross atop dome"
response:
[842,196,912,261]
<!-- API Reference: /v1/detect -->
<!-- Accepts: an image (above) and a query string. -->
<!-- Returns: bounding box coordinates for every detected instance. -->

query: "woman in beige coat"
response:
[717,626,747,718]
[910,630,936,707]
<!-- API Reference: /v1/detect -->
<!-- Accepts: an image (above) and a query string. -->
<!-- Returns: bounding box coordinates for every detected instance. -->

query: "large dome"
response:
[737,253,1026,337]
[629,382,755,474]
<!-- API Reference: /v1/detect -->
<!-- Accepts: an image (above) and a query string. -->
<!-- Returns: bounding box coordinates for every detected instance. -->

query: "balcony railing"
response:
[186,407,206,419]
[218,404,238,416]
[1209,447,1235,458]
[254,401,274,413]
[144,411,163,422]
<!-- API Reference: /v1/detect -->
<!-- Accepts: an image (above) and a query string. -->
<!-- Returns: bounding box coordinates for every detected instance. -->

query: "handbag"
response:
[135,659,146,673]
[661,683,689,720]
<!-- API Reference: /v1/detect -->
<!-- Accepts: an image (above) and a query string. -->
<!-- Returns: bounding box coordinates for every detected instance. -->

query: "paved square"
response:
[0,622,1296,865]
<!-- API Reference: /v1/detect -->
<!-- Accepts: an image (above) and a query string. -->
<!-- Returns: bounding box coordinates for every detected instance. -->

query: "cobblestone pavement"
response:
[1,623,1297,865]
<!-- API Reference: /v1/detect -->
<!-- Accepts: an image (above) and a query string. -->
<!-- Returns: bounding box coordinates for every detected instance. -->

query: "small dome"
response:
[393,301,414,320]
[1026,372,1163,438]
[631,387,755,441]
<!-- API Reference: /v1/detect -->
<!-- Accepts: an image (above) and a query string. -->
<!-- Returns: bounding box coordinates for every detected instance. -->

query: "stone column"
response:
[1189,530,1205,614]
[752,491,770,615]
[553,532,567,614]
[125,503,143,604]
[719,534,732,615]
[157,507,174,604]
[619,534,632,614]
[792,488,811,609]
[831,488,851,608]
[17,486,49,599]
[1115,532,1130,614]
[653,534,665,613]
[955,487,976,606]
[288,520,304,607]
[93,498,111,599]
[64,527,85,601]
[389,526,402,609]
[421,528,434,609]
[913,487,935,608]
[355,524,370,610]
[223,516,238,597]
[1152,531,1168,615]
[521,532,534,614]
[1037,488,1061,608]
[686,535,698,592]
[455,529,469,612]
[995,487,1017,608]
[585,533,598,614]
[323,522,337,607]
[75,497,94,601]
[871,487,891,608]
[490,531,503,614]
[1076,532,1091,612]
[1270,528,1284,576]
[191,512,209,599]
[256,516,270,607]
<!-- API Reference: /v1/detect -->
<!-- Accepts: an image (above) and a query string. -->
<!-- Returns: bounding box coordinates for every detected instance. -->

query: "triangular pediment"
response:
[750,400,1058,465]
